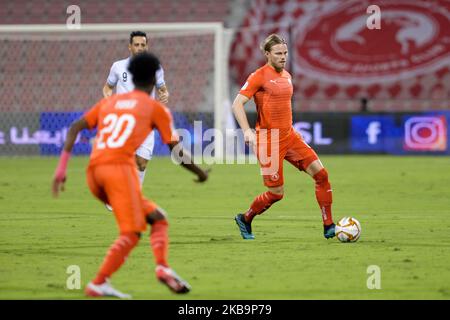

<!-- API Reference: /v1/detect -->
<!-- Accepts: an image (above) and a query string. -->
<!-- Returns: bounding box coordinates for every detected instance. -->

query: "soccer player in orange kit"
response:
[232,34,335,240]
[52,53,208,298]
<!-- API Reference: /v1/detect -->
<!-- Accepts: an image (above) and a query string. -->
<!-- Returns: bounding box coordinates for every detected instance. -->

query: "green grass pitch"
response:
[0,155,449,299]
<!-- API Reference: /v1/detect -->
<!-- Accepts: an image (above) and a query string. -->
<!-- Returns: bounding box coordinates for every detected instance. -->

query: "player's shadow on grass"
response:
[171,236,239,245]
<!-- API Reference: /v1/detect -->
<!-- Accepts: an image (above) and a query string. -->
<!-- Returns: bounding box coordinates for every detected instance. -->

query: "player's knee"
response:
[313,168,329,185]
[268,186,284,202]
[120,232,141,245]
[270,192,284,202]
[268,185,284,197]
[146,207,168,225]
[137,162,147,172]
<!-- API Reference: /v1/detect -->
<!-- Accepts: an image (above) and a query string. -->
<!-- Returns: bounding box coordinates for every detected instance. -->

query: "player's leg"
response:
[85,231,140,299]
[285,134,335,238]
[304,158,335,235]
[235,184,284,240]
[143,202,190,294]
[86,166,114,213]
[135,155,149,184]
[86,166,109,204]
[135,131,156,186]
[85,165,145,298]
[235,137,286,239]
[242,185,284,224]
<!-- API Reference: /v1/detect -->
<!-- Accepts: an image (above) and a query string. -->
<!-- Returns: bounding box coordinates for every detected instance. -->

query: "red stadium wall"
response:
[230,0,450,112]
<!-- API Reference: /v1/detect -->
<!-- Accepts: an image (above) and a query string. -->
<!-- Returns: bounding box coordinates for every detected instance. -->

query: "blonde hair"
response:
[260,34,287,53]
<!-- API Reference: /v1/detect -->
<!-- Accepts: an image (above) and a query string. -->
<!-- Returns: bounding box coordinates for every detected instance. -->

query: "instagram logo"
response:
[404,116,447,151]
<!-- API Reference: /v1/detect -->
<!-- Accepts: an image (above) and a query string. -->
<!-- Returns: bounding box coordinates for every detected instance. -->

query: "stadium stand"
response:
[229,0,450,112]
[0,0,234,113]
[0,0,231,24]
[0,0,448,114]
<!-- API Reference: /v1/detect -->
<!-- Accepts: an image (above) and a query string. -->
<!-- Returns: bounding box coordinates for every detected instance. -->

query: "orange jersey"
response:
[239,64,294,139]
[84,90,176,167]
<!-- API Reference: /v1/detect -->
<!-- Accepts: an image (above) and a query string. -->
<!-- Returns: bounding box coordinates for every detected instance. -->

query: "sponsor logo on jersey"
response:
[115,99,137,110]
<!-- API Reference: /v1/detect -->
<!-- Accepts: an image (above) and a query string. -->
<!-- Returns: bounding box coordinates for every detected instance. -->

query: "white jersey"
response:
[106,56,166,161]
[106,57,165,98]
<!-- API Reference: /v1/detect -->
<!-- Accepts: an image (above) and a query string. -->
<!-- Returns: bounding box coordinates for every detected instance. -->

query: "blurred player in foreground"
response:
[102,31,173,203]
[52,53,208,298]
[232,34,335,240]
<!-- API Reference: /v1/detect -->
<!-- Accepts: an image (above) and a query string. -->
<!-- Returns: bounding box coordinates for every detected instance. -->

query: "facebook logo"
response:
[351,116,396,152]
[366,121,381,145]
[351,113,450,154]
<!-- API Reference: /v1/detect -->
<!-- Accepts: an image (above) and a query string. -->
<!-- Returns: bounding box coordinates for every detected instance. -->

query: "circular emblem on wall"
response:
[293,0,450,84]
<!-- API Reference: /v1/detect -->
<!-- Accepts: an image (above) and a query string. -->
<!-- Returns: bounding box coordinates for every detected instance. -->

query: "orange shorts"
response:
[257,131,319,187]
[86,163,157,233]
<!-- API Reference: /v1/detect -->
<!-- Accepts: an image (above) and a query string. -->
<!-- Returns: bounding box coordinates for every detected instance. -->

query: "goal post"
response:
[0,22,231,160]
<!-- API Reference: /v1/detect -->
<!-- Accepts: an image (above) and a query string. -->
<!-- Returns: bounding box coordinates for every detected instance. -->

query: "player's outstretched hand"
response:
[158,88,169,104]
[52,150,71,197]
[244,128,257,155]
[244,128,256,146]
[194,168,211,183]
[52,174,66,197]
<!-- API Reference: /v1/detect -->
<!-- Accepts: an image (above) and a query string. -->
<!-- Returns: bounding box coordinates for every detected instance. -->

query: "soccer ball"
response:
[335,217,361,242]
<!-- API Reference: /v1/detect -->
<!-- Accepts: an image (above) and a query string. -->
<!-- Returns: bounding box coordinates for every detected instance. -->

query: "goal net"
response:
[0,23,234,159]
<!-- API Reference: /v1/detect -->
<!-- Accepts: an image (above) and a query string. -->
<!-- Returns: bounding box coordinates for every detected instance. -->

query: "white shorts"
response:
[136,131,155,160]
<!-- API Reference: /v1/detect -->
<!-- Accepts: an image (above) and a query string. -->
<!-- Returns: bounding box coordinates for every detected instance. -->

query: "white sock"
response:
[138,169,146,186]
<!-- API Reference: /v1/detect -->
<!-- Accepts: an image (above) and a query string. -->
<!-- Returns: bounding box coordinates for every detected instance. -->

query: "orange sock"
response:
[150,220,169,267]
[93,232,139,284]
[244,191,283,223]
[313,168,333,226]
